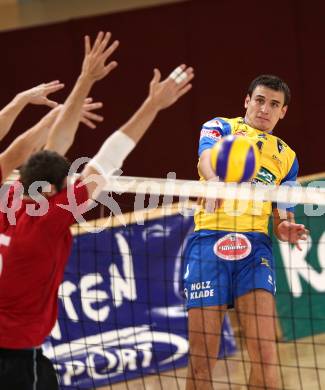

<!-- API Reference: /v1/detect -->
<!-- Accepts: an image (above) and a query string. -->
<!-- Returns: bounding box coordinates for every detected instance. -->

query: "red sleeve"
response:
[0,181,23,227]
[42,180,89,235]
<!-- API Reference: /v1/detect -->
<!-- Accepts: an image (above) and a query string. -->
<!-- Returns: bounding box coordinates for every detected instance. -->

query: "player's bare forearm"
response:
[0,107,60,182]
[0,94,29,141]
[198,149,218,180]
[45,75,94,155]
[119,98,160,143]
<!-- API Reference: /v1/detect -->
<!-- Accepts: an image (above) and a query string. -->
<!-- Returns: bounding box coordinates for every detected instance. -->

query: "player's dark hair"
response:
[248,74,291,106]
[20,150,71,195]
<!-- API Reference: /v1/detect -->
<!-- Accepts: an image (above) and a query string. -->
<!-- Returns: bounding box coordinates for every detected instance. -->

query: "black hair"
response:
[247,74,291,106]
[20,150,71,195]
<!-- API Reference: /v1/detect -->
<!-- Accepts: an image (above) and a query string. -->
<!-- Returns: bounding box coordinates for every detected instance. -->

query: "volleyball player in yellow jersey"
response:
[184,75,309,390]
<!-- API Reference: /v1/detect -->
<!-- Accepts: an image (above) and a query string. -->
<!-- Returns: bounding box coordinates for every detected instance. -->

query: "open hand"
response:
[147,64,194,111]
[20,80,65,108]
[80,97,104,129]
[81,31,119,82]
[277,220,309,251]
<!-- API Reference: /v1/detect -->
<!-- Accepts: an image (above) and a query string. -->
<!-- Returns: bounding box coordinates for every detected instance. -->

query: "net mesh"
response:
[5,172,325,389]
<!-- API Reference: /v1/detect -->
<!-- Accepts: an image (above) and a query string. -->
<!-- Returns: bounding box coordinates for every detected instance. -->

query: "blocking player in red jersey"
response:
[0,31,194,390]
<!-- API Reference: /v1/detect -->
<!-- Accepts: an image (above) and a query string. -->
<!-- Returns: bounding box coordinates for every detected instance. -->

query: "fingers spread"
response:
[43,80,61,87]
[44,98,58,108]
[44,83,65,95]
[295,242,302,251]
[176,83,192,99]
[92,31,105,53]
[151,68,161,85]
[84,102,103,111]
[104,61,118,76]
[83,111,104,122]
[80,117,96,129]
[84,35,91,55]
[103,40,120,62]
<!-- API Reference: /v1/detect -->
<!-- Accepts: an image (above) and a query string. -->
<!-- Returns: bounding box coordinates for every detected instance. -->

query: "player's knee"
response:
[191,362,215,380]
[189,354,217,379]
[248,339,277,365]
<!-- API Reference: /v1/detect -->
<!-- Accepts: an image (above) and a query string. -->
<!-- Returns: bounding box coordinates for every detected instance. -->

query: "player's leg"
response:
[36,350,59,390]
[235,289,279,390]
[186,304,227,390]
[0,348,58,390]
[183,233,232,390]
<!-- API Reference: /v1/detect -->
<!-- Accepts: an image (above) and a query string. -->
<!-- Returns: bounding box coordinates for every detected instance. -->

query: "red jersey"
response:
[0,180,89,348]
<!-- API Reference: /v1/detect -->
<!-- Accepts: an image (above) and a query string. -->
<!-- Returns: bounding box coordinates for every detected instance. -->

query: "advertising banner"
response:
[44,213,236,389]
[274,177,325,340]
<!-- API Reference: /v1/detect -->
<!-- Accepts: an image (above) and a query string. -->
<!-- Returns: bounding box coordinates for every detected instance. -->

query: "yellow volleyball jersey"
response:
[194,117,298,234]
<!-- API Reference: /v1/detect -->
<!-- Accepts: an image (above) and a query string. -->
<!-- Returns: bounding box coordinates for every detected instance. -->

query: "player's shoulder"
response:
[202,116,229,128]
[201,116,237,136]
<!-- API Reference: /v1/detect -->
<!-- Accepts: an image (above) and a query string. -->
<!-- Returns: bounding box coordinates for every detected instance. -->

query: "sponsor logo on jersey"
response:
[256,140,264,151]
[272,154,282,165]
[200,128,221,141]
[213,233,252,260]
[203,119,223,129]
[255,166,277,184]
[183,264,190,279]
[277,139,285,153]
[257,133,267,139]
[189,281,214,300]
[261,257,270,268]
[234,130,247,137]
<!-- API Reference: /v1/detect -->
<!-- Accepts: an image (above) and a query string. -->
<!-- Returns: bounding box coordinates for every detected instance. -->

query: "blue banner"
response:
[43,213,236,389]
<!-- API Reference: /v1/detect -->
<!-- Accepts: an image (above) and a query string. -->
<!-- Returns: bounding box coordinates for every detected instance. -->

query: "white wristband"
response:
[88,130,136,176]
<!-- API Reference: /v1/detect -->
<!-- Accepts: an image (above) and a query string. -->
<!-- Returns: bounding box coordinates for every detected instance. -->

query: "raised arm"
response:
[0,81,64,141]
[81,64,194,198]
[45,31,119,155]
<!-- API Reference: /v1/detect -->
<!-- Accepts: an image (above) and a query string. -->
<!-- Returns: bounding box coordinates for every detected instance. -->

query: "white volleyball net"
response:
[4,172,325,389]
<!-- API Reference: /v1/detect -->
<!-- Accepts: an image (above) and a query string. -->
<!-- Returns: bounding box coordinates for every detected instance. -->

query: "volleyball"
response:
[210,135,260,182]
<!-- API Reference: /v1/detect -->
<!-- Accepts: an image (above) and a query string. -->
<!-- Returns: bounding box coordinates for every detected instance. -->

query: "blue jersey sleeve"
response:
[198,117,231,157]
[274,156,299,212]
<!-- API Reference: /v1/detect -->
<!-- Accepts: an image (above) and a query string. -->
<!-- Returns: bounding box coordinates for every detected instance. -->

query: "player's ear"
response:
[280,105,288,119]
[244,94,250,109]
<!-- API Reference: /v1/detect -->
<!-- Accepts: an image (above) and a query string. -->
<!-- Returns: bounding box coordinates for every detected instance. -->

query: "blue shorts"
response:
[183,230,275,309]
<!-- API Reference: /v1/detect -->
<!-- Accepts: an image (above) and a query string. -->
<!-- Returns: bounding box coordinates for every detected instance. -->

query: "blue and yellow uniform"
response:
[183,117,298,308]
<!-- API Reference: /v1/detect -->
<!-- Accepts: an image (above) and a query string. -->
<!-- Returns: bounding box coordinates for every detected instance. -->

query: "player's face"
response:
[244,86,288,132]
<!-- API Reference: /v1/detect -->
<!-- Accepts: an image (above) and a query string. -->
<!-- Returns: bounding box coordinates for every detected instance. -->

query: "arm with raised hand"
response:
[0,97,103,183]
[45,31,119,155]
[81,64,194,198]
[0,80,64,141]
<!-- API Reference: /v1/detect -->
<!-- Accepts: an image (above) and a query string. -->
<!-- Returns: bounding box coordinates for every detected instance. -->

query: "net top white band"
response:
[6,171,325,205]
[104,176,325,206]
